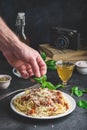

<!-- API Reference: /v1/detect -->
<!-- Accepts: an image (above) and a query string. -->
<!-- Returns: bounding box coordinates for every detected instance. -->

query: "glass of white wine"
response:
[56,60,75,87]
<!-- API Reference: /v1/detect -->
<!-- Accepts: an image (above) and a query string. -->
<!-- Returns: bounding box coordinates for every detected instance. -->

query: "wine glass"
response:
[56,60,75,87]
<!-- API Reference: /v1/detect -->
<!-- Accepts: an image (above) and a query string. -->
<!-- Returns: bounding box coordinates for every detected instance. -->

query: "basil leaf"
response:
[47,65,57,70]
[77,100,87,109]
[55,84,64,89]
[34,75,65,90]
[46,60,56,66]
[75,90,83,97]
[34,75,47,84]
[45,81,56,90]
[71,86,83,97]
[41,52,46,61]
[82,89,87,93]
[34,75,56,90]
[40,81,47,89]
[71,86,79,96]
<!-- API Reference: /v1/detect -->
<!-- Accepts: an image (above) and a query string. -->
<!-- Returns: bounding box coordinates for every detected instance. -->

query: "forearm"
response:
[0,17,21,52]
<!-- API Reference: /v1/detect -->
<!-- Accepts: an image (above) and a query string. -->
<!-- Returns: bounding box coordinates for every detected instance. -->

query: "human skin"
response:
[0,17,47,79]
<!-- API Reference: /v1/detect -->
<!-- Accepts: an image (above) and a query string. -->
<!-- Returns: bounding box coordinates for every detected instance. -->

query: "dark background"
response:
[0,0,87,49]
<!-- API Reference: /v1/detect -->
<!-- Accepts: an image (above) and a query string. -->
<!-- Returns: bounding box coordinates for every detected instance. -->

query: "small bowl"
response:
[0,74,12,89]
[75,61,87,74]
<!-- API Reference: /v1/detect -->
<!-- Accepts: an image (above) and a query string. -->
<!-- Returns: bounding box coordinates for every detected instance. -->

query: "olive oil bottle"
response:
[15,12,30,45]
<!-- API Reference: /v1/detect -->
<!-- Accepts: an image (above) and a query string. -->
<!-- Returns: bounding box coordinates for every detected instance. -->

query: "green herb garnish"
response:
[71,86,83,97]
[41,52,47,61]
[77,100,87,109]
[71,86,87,110]
[34,75,63,90]
[71,86,87,97]
[40,52,57,70]
[55,84,64,89]
[34,75,47,84]
[82,89,87,93]
[46,60,56,70]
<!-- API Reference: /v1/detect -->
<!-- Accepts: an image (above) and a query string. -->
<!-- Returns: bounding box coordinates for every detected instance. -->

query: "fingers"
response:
[26,64,34,77]
[29,55,47,77]
[17,64,34,79]
[36,56,47,76]
[16,55,47,79]
[17,64,29,79]
[29,58,41,77]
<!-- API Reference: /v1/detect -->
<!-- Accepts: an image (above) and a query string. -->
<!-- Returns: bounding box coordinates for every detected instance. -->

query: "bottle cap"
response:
[16,12,25,26]
[17,12,25,19]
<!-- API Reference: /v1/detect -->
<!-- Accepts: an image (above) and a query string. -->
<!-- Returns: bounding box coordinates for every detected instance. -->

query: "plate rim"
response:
[10,90,76,119]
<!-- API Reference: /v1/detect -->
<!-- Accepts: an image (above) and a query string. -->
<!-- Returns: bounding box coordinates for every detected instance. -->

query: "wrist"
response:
[0,17,20,53]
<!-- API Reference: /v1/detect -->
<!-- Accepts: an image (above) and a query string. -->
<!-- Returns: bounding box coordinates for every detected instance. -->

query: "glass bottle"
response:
[15,12,30,45]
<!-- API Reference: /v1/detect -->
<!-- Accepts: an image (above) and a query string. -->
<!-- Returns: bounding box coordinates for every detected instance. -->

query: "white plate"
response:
[10,91,76,119]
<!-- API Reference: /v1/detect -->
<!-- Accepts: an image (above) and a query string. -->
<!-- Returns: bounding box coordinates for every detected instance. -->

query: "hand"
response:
[0,17,47,79]
[3,41,47,79]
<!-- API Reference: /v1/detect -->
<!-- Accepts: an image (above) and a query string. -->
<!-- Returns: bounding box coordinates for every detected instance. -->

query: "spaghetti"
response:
[13,88,69,117]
